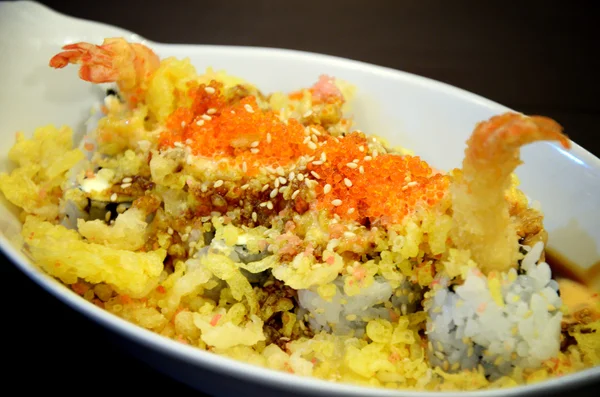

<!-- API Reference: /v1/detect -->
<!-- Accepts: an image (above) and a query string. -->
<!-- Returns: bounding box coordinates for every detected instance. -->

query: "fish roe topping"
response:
[159,81,311,174]
[307,132,450,225]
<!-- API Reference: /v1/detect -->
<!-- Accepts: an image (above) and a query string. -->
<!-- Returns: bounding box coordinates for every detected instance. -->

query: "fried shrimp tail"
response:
[49,38,160,106]
[451,112,571,274]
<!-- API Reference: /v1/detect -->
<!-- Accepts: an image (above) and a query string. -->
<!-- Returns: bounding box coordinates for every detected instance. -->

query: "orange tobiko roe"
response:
[307,132,450,225]
[159,81,311,175]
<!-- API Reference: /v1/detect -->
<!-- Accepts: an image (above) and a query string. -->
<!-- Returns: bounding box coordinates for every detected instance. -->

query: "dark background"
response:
[3,0,600,395]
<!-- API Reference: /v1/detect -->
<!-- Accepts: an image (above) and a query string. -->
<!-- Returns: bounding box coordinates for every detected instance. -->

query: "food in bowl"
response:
[1,37,598,391]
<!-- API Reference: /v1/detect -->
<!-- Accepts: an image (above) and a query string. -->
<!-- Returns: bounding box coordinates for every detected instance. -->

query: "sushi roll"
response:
[425,241,563,378]
[298,275,423,337]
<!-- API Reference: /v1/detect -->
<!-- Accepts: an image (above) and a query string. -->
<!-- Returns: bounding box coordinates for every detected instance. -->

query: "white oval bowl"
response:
[1,2,599,396]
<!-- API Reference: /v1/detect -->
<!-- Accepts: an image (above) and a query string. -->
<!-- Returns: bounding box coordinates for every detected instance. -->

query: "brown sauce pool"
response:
[546,248,600,291]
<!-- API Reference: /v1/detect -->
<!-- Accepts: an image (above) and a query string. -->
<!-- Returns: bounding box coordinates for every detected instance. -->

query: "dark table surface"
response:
[3,0,600,395]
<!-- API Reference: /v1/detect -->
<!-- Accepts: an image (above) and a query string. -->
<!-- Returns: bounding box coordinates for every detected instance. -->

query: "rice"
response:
[1,41,599,393]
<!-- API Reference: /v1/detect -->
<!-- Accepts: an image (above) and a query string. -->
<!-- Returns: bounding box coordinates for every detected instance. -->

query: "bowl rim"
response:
[1,1,599,396]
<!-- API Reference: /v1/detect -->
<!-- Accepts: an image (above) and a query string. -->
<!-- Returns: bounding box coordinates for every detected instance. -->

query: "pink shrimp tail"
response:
[311,75,343,101]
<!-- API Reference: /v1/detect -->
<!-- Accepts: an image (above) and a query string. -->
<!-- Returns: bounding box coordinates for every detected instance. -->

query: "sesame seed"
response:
[373,150,379,157]
[292,190,300,199]
[279,186,287,194]
[206,108,217,115]
[186,155,193,165]
[244,104,254,113]
[344,231,356,238]
[259,202,268,207]
[250,148,260,154]
[311,135,318,143]
[121,183,132,189]
[302,136,311,144]
[167,227,174,235]
[303,110,313,118]
[279,177,287,185]
[307,141,317,150]
[180,121,186,127]
[312,160,323,165]
[251,141,259,148]
[359,166,364,174]
[276,166,285,176]
[241,184,250,190]
[347,207,355,214]
[346,162,358,169]
[252,212,258,222]
[266,133,272,143]
[401,185,408,191]
[202,114,212,121]
[214,180,224,188]
[407,181,418,187]
[242,162,248,173]
[364,155,372,161]
[310,127,321,136]
[320,152,326,162]
[122,177,132,183]
[274,178,280,188]
[352,158,359,163]
[262,184,270,192]
[344,178,352,187]
[201,185,208,192]
[289,171,295,181]
[110,193,117,202]
[270,188,278,199]
[104,211,111,222]
[266,201,274,210]
[323,184,332,194]
[185,138,193,144]
[331,199,342,206]
[359,145,365,152]
[196,119,205,126]
[174,141,184,148]
[204,86,216,94]
[310,171,321,179]
[297,173,305,181]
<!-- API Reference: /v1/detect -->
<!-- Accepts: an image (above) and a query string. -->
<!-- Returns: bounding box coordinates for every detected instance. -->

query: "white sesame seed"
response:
[252,212,258,222]
[186,154,193,165]
[352,158,359,163]
[266,201,274,210]
[206,108,217,115]
[120,183,132,189]
[303,110,313,118]
[346,162,358,169]
[122,177,132,183]
[250,148,260,154]
[279,186,287,194]
[320,152,326,162]
[359,145,365,152]
[344,231,356,238]
[251,141,259,148]
[364,155,372,161]
[259,202,268,207]
[310,127,321,136]
[241,184,250,190]
[292,190,300,199]
[347,207,355,214]
[274,179,280,188]
[307,141,317,150]
[359,165,364,174]
[289,171,295,181]
[323,184,332,194]
[262,184,270,192]
[244,104,254,113]
[181,121,186,128]
[311,135,318,143]
[331,199,343,206]
[297,173,305,181]
[373,150,379,157]
[407,181,418,187]
[204,86,215,94]
[242,162,248,173]
[279,177,287,185]
[344,178,352,187]
[200,185,208,193]
[174,141,184,148]
[167,227,174,235]
[266,133,272,143]
[201,114,211,121]
[270,188,278,199]
[196,119,205,126]
[312,160,323,165]
[303,136,311,144]
[277,167,285,176]
[110,193,117,202]
[310,171,321,179]
[214,180,224,188]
